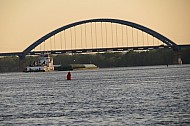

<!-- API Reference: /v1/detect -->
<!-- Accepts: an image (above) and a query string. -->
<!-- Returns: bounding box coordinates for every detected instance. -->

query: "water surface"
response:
[0,65,190,125]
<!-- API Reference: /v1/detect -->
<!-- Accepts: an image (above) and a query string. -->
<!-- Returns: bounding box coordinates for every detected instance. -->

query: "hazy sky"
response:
[0,0,189,52]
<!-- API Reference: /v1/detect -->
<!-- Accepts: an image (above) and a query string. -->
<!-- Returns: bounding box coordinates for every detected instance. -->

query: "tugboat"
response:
[24,53,54,72]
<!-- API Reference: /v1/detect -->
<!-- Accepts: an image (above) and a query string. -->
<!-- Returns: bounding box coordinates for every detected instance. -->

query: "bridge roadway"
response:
[0,44,190,57]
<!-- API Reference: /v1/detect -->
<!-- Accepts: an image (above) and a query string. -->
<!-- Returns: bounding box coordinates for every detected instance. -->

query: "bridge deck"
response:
[0,45,189,57]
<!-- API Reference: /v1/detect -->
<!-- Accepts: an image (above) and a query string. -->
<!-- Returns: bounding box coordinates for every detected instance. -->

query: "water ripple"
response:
[0,65,190,125]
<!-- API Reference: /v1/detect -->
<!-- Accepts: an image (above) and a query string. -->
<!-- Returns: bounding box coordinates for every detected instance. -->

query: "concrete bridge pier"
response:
[173,51,183,65]
[19,55,26,72]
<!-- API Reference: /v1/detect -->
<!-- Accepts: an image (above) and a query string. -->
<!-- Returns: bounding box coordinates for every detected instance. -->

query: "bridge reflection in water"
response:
[0,18,188,71]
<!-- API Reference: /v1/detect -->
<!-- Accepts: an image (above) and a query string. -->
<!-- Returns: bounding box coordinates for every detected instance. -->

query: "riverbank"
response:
[0,48,190,72]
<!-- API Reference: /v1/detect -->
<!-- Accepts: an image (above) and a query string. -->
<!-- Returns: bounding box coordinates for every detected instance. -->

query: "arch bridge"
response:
[0,18,186,71]
[23,18,180,56]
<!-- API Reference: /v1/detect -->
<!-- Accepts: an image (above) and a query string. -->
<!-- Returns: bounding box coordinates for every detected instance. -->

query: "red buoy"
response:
[67,72,71,80]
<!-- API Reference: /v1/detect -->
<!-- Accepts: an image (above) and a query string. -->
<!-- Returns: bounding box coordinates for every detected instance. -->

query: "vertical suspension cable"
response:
[142,31,144,46]
[81,25,83,48]
[105,23,108,48]
[60,32,62,50]
[91,22,93,49]
[157,38,160,46]
[50,37,52,51]
[74,27,76,49]
[137,30,138,46]
[121,25,124,47]
[64,30,66,50]
[43,40,46,52]
[101,22,103,48]
[70,28,72,49]
[54,35,56,50]
[85,23,87,48]
[126,26,128,47]
[116,24,118,47]
[111,22,113,47]
[147,33,149,46]
[132,27,134,47]
[95,22,97,48]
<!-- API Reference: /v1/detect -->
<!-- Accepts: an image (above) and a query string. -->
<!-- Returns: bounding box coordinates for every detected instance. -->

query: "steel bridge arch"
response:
[23,18,179,55]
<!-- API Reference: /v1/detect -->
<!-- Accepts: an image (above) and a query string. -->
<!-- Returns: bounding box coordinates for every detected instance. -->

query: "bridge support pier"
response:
[19,55,26,72]
[173,51,182,65]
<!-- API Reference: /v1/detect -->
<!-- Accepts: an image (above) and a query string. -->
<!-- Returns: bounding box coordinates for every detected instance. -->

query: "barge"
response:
[24,53,54,72]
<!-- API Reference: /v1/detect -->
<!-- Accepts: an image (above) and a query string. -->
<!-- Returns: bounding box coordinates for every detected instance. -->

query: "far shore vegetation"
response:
[0,48,190,72]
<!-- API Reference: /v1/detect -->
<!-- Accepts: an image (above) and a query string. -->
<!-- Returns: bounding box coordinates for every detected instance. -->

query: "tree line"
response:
[0,48,190,72]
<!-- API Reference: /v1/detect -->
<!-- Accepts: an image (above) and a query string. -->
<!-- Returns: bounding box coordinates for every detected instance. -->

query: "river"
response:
[0,65,190,125]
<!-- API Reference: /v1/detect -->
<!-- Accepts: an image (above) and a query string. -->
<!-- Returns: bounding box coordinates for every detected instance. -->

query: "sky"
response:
[0,0,190,53]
